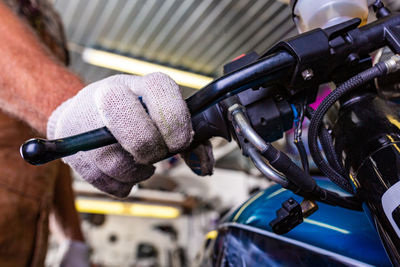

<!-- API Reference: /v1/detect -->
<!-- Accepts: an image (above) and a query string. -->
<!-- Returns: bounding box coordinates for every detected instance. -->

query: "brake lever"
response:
[20,127,115,165]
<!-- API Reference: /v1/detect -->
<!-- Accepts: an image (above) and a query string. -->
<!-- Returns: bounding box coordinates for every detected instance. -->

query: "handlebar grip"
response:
[20,105,230,165]
[20,127,116,165]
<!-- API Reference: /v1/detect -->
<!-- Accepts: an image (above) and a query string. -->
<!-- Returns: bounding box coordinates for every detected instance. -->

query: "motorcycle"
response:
[20,0,400,265]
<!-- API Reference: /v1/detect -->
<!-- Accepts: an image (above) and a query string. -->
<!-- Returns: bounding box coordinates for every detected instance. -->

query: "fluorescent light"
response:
[75,198,181,219]
[82,48,213,89]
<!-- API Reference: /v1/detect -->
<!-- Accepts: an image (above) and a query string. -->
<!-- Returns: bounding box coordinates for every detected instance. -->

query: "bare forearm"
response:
[0,2,84,135]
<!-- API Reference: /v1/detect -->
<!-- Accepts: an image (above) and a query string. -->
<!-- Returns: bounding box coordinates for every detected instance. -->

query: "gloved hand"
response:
[47,73,213,197]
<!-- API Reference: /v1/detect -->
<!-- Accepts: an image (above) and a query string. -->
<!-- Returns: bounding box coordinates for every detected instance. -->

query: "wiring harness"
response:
[308,57,400,194]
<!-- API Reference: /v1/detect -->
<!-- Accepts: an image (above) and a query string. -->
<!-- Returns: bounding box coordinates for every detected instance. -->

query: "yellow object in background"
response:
[205,230,218,240]
[75,198,181,219]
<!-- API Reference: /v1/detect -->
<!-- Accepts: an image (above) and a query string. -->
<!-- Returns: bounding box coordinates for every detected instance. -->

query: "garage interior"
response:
[44,1,300,266]
[18,0,400,266]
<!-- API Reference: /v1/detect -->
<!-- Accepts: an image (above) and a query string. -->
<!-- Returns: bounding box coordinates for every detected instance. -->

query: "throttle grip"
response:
[20,104,229,165]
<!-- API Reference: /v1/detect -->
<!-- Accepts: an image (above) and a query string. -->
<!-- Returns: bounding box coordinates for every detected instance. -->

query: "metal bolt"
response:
[347,53,360,66]
[301,68,314,81]
[384,54,400,73]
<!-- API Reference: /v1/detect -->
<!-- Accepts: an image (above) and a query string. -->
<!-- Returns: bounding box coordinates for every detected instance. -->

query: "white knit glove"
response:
[47,73,213,197]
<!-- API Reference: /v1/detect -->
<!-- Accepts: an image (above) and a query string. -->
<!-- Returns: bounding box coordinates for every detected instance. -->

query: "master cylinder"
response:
[290,0,369,33]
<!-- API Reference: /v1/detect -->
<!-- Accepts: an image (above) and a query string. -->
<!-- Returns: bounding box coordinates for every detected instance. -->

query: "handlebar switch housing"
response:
[222,52,294,145]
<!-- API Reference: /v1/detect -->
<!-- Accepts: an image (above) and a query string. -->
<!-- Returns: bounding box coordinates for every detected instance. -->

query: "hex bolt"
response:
[347,53,360,66]
[301,68,314,81]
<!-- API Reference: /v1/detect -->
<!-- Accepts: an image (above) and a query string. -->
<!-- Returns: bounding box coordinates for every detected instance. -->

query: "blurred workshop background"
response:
[44,0,400,266]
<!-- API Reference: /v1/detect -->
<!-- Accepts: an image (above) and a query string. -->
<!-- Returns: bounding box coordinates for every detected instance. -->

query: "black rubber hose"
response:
[312,186,362,211]
[261,144,317,193]
[306,106,346,176]
[308,62,388,193]
[260,144,361,210]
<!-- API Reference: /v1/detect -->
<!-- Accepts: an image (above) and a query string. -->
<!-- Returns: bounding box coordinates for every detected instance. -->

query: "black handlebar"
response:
[20,51,295,165]
[20,11,400,165]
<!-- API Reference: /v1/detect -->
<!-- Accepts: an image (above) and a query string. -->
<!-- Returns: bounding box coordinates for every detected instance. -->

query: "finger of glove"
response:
[88,143,155,183]
[127,73,193,153]
[63,152,153,198]
[181,141,214,176]
[94,75,168,164]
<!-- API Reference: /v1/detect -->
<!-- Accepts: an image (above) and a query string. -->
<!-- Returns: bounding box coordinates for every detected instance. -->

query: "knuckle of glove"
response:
[94,76,168,164]
[139,73,194,153]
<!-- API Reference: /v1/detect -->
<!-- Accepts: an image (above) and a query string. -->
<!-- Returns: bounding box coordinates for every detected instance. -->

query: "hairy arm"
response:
[0,1,86,246]
[0,2,84,135]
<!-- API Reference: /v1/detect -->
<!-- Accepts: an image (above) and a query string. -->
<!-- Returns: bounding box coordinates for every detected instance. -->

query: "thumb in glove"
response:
[181,141,214,176]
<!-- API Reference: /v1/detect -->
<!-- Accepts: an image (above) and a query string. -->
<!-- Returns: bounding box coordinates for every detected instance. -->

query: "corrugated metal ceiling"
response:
[53,0,296,90]
[54,0,399,91]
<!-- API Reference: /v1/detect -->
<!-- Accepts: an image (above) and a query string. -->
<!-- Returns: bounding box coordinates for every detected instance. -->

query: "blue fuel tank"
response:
[212,178,391,266]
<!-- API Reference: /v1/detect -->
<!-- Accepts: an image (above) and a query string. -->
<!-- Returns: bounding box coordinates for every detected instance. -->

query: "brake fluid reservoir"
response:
[291,0,369,33]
